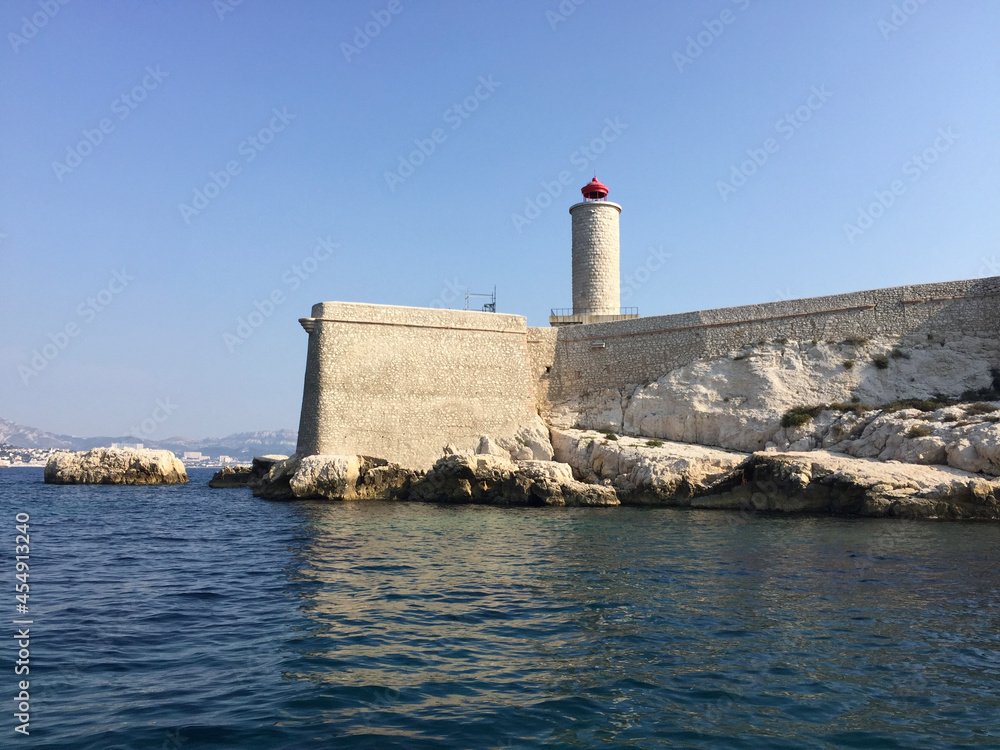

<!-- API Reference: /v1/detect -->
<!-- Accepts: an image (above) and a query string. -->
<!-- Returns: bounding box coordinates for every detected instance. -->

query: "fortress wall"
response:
[543,277,1000,412]
[295,302,540,469]
[526,326,558,414]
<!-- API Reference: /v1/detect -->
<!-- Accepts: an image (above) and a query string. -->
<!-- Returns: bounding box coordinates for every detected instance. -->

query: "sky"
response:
[1,0,998,440]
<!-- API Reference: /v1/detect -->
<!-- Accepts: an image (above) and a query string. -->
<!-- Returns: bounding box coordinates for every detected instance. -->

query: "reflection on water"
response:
[287,502,1000,747]
[6,466,997,749]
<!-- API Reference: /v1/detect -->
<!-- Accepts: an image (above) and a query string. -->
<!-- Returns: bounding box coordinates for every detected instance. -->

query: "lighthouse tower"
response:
[550,176,637,326]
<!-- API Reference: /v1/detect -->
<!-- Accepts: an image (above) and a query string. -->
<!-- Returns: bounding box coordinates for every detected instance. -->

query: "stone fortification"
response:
[542,276,1000,424]
[295,302,547,469]
[290,276,1000,508]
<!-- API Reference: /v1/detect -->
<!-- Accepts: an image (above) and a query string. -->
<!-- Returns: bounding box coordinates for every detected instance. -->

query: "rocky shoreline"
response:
[220,426,999,520]
[42,404,1000,520]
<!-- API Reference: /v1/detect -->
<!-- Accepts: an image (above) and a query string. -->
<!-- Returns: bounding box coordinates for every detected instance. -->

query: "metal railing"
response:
[550,307,639,317]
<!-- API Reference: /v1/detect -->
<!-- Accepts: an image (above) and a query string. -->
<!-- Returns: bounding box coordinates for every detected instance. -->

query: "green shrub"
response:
[601,431,619,441]
[843,336,870,346]
[890,348,910,359]
[843,360,854,370]
[943,414,958,423]
[781,405,826,428]
[645,439,664,448]
[872,354,890,370]
[964,402,998,416]
[907,425,933,439]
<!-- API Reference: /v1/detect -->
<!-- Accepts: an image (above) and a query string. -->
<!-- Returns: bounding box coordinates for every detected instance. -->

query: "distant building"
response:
[182,452,204,461]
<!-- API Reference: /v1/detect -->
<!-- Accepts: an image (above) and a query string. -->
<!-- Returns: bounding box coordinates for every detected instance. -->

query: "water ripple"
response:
[3,468,1000,747]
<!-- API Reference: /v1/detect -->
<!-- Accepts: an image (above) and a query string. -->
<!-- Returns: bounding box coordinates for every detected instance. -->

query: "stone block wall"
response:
[293,278,1000,466]
[538,277,1000,417]
[571,201,621,315]
[295,302,540,469]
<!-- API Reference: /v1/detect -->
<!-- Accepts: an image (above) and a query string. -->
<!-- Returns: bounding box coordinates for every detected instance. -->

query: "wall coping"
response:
[303,301,526,335]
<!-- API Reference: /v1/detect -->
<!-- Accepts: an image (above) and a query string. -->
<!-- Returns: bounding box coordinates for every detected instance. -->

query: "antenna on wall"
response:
[465,286,496,312]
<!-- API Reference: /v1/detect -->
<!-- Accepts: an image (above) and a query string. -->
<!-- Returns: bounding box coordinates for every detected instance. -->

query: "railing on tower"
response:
[550,307,638,317]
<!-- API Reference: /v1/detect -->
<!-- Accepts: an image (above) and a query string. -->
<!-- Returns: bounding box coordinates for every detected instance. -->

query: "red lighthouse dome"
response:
[581,176,609,201]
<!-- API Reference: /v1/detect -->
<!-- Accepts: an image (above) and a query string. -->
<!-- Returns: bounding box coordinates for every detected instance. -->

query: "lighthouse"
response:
[550,176,637,326]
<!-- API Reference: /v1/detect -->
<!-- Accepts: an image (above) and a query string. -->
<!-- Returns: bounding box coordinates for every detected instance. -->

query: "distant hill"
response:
[0,418,296,459]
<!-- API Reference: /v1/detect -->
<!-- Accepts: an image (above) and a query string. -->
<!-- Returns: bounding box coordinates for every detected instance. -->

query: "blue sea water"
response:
[2,467,999,749]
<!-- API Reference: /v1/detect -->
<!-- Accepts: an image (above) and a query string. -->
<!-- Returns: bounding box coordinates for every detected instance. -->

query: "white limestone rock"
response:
[290,455,361,500]
[473,417,556,464]
[405,453,618,507]
[476,436,509,459]
[701,450,1000,519]
[551,337,1000,475]
[44,447,188,485]
[515,459,575,484]
[551,428,747,503]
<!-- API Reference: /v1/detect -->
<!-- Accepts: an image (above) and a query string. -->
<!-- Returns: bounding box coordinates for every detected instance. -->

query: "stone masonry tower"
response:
[550,176,637,326]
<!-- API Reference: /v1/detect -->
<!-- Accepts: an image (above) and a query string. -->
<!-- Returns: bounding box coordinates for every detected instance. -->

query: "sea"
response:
[2,467,999,749]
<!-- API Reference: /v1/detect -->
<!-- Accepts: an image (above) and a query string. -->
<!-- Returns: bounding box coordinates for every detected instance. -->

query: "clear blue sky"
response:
[2,0,998,439]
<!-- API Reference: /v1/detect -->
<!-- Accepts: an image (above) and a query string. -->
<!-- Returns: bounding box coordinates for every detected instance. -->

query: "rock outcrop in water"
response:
[549,429,1000,519]
[701,451,1000,520]
[551,428,746,504]
[401,453,618,507]
[44,447,188,485]
[253,449,617,507]
[254,453,420,501]
[208,455,287,488]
